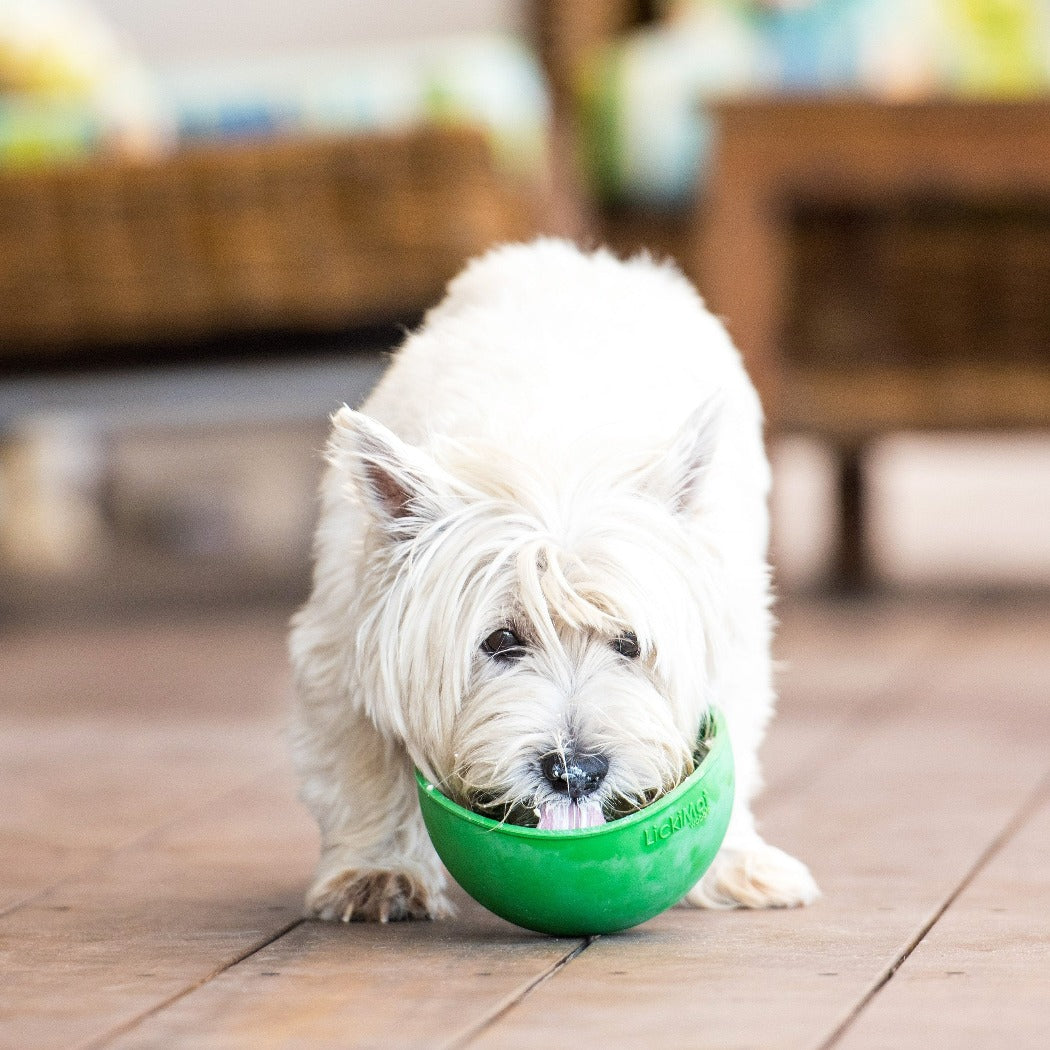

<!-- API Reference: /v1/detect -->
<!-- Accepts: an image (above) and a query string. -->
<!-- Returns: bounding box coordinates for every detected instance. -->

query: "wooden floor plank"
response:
[461,603,1050,1050]
[0,767,315,1050]
[833,786,1050,1049]
[763,599,948,798]
[82,604,966,1050]
[0,723,283,914]
[0,611,293,723]
[102,905,581,1050]
[0,612,317,1050]
[0,613,292,913]
[772,599,950,713]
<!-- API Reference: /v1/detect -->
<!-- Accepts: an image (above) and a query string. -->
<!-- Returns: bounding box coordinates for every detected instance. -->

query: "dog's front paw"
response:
[307,867,453,923]
[685,841,819,910]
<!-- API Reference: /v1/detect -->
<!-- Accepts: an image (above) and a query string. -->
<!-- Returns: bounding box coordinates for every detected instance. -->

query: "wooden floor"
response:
[2,598,1048,1049]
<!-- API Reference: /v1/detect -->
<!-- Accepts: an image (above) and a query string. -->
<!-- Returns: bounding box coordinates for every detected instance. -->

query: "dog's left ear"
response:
[651,396,724,514]
[327,406,455,534]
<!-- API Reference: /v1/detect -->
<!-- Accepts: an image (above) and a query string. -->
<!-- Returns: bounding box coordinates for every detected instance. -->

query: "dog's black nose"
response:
[540,752,609,801]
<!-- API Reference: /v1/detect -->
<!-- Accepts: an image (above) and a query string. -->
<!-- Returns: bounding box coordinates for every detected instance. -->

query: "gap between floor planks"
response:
[832,779,1050,1050]
[0,611,295,916]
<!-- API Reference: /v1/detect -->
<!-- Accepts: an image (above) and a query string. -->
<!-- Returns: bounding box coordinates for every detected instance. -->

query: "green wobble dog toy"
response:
[415,708,734,936]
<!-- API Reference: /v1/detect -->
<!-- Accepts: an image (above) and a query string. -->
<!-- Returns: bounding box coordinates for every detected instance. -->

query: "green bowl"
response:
[415,708,734,935]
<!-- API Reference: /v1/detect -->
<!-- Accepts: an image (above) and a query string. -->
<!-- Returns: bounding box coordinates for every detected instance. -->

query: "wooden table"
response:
[698,100,1050,588]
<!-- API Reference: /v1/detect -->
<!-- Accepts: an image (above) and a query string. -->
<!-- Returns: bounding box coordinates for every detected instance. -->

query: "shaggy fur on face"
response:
[290,240,819,921]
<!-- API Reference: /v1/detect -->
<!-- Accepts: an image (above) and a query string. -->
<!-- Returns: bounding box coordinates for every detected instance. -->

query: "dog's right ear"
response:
[327,407,454,534]
[641,395,724,515]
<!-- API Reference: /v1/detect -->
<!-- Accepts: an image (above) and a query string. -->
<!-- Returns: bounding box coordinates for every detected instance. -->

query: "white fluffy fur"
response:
[289,240,818,922]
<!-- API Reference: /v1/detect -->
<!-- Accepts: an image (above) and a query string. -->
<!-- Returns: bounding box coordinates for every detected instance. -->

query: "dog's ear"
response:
[327,406,453,532]
[652,396,723,514]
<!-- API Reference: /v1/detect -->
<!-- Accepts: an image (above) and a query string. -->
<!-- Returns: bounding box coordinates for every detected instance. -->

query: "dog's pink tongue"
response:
[537,800,606,830]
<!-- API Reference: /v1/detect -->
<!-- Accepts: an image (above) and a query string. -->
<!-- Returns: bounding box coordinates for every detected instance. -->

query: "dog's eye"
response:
[481,628,525,661]
[612,632,640,659]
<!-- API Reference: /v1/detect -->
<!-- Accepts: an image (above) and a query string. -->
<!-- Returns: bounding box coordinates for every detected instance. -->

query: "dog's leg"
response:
[685,815,820,910]
[685,739,819,909]
[296,703,452,923]
[686,604,819,910]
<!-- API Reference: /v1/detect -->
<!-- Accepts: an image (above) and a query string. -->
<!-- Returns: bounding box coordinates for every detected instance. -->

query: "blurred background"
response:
[1,0,1049,624]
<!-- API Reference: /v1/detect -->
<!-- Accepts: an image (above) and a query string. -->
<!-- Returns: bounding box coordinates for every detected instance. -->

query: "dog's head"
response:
[327,403,727,827]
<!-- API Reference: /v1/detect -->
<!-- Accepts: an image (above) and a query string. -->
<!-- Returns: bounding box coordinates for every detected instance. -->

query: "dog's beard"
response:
[463,713,711,830]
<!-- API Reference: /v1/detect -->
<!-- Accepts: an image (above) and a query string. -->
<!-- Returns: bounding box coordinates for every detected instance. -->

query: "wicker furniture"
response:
[698,99,1050,587]
[0,125,542,611]
[0,127,538,362]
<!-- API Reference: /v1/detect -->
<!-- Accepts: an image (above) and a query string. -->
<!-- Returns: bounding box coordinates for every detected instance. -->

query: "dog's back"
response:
[362,239,769,552]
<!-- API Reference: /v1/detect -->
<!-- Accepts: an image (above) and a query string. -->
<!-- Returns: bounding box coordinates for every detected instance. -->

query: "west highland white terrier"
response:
[289,240,818,922]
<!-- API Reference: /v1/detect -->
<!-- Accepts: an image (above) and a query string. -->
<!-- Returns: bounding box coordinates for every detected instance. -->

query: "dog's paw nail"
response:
[308,866,448,923]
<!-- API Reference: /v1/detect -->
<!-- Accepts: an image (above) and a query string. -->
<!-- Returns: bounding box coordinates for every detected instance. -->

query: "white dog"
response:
[289,240,818,922]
